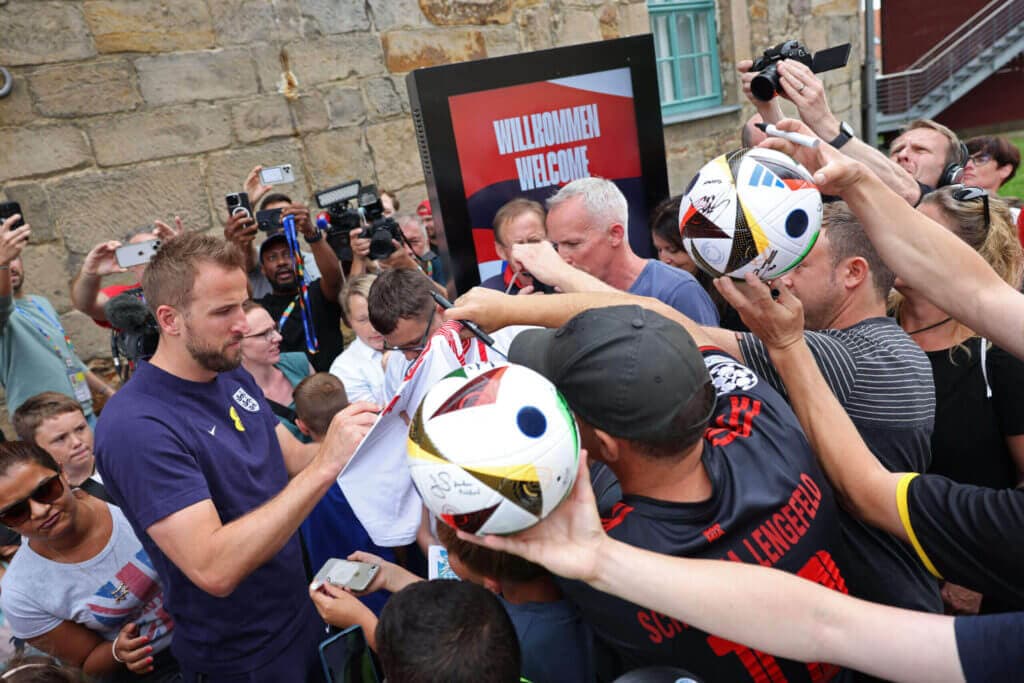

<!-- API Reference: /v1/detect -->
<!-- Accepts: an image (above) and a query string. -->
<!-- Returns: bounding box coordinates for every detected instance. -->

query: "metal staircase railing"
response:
[875,0,1024,132]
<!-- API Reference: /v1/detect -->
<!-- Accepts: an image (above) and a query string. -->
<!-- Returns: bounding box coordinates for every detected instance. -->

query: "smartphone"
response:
[115,239,161,268]
[311,558,379,592]
[256,208,283,232]
[259,164,295,186]
[0,202,24,230]
[225,192,252,218]
[319,625,380,683]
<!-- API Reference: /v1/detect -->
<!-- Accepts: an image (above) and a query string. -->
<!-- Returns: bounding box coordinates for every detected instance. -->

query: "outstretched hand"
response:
[758,119,870,196]
[713,273,804,351]
[446,287,517,333]
[456,452,607,584]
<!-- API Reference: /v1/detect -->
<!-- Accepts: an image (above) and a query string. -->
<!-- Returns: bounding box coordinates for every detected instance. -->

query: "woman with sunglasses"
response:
[892,186,1024,612]
[0,442,177,680]
[240,300,312,441]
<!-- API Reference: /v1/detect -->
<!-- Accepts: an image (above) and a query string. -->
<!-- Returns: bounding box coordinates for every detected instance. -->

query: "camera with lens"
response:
[315,181,403,261]
[748,40,851,102]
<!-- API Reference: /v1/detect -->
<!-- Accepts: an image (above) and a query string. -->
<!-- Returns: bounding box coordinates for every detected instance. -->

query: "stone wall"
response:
[0,0,860,427]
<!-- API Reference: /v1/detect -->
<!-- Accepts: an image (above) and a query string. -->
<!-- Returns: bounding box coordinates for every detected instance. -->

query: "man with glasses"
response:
[539,177,719,325]
[963,136,1022,244]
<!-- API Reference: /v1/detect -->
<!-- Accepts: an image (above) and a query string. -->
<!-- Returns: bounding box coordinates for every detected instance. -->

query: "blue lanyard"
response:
[282,215,319,354]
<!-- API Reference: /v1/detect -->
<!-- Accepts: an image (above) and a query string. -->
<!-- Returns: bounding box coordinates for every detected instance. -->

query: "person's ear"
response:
[155,304,182,336]
[482,576,502,595]
[607,223,626,247]
[842,256,870,291]
[295,418,312,438]
[996,163,1013,185]
[593,428,620,463]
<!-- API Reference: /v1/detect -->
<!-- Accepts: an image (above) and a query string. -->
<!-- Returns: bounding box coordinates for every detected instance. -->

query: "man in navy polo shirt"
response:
[95,233,378,682]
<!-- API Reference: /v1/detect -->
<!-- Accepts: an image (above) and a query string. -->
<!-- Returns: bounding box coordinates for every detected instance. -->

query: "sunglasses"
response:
[951,185,990,232]
[0,474,64,527]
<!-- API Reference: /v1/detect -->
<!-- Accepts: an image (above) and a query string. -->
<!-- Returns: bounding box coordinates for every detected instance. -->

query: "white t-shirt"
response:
[1,503,174,652]
[329,337,386,405]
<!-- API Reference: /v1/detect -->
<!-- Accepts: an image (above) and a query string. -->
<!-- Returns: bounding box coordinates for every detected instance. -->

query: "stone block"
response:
[211,0,301,45]
[88,105,233,166]
[296,0,371,37]
[555,8,603,46]
[231,97,296,143]
[21,241,72,313]
[812,0,858,16]
[382,30,486,73]
[323,86,366,128]
[293,94,330,133]
[136,50,259,107]
[304,129,374,190]
[83,0,216,53]
[367,0,432,30]
[29,61,143,118]
[364,77,404,119]
[0,2,95,66]
[366,118,424,190]
[829,15,860,53]
[286,35,388,86]
[518,5,554,52]
[618,2,651,37]
[48,161,211,254]
[418,0,514,26]
[61,310,112,361]
[801,17,829,52]
[599,5,619,40]
[1,183,57,243]
[0,70,36,127]
[0,127,91,182]
[205,140,312,218]
[481,26,521,57]
[395,184,427,216]
[828,82,853,121]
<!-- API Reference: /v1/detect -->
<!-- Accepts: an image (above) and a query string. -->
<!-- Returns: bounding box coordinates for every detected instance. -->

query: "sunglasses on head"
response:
[0,473,64,527]
[951,185,990,232]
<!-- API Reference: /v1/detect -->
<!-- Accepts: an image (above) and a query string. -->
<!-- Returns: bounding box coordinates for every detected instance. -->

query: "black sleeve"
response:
[898,473,1024,607]
[987,345,1024,437]
[954,613,1024,682]
[737,331,856,405]
[913,181,934,206]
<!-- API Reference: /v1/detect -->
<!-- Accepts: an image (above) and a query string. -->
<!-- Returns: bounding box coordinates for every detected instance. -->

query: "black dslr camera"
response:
[748,40,851,102]
[315,181,403,261]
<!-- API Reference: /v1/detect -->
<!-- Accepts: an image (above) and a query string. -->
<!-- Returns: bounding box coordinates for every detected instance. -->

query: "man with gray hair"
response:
[398,213,445,285]
[521,177,719,324]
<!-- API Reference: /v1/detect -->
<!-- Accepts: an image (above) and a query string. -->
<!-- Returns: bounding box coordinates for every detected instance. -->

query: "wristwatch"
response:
[829,121,855,149]
[304,230,323,244]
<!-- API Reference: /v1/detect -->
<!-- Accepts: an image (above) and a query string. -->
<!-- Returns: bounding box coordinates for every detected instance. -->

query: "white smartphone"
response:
[259,164,295,186]
[311,559,379,592]
[115,239,161,268]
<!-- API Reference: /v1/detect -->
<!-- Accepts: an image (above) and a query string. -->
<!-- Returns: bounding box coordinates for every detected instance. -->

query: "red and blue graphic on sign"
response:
[447,68,646,281]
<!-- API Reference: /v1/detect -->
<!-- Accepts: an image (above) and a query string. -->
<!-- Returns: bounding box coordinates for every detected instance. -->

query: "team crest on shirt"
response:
[705,354,758,394]
[232,387,260,412]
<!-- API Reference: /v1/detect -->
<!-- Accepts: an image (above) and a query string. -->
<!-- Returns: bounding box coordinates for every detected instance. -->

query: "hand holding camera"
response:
[83,240,127,277]
[243,166,272,208]
[224,210,257,247]
[0,216,30,266]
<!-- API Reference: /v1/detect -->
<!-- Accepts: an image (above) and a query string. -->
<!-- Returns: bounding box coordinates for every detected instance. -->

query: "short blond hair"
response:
[904,119,963,167]
[142,232,246,314]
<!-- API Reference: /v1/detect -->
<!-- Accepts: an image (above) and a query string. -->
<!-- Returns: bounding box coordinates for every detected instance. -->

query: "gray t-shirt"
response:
[0,503,174,653]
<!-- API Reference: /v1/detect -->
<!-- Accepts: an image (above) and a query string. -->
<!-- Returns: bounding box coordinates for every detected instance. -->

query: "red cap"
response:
[416,200,431,217]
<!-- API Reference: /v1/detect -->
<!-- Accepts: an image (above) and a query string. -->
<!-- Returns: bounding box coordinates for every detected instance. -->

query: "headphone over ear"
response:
[938,142,969,187]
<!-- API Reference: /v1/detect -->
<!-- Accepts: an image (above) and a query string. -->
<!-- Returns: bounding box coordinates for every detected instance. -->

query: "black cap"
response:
[509,305,711,442]
[258,232,288,261]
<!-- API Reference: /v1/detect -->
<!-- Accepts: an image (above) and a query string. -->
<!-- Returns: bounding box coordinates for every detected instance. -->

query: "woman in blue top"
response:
[240,301,312,441]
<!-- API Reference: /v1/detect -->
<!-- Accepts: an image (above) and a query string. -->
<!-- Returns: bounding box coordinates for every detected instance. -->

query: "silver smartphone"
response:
[115,238,161,268]
[311,559,380,592]
[259,164,295,186]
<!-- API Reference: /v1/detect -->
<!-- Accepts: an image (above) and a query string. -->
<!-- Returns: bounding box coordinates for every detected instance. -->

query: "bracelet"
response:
[111,635,125,664]
[304,231,323,244]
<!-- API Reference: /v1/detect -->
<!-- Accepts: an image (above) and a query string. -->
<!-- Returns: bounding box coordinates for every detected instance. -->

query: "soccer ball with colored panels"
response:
[680,147,822,280]
[407,362,580,536]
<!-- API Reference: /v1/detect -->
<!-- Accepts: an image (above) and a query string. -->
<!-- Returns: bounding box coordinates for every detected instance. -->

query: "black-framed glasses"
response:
[243,327,281,343]
[0,473,64,527]
[951,185,990,232]
[381,308,435,354]
[968,152,993,166]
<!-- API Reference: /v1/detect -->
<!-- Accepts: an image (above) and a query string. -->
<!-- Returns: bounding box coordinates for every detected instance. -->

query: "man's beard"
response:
[184,322,243,373]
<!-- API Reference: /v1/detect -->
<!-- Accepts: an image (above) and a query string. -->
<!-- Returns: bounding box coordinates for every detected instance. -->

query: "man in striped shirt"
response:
[701,202,943,616]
